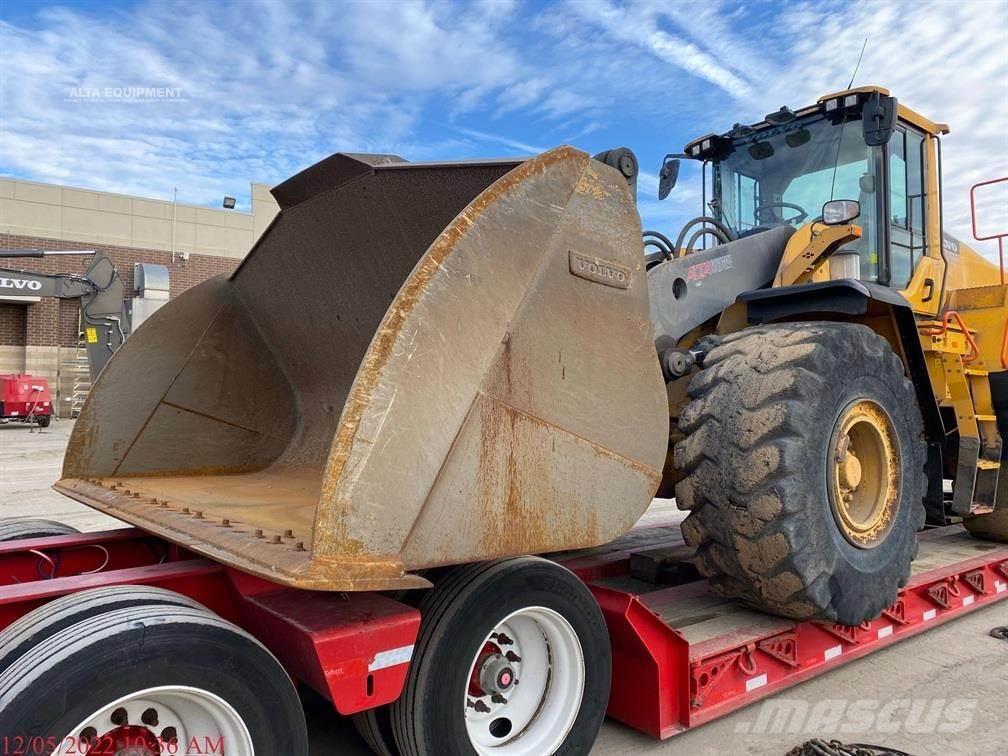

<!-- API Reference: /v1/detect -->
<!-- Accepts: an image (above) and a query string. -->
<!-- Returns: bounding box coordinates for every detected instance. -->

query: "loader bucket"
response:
[57,146,669,590]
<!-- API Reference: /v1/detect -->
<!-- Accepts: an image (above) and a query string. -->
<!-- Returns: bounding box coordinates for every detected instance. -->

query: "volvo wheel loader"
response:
[53,86,1005,632]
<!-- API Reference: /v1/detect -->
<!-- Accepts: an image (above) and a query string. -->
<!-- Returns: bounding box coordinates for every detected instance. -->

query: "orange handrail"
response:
[921,310,981,364]
[1001,317,1008,369]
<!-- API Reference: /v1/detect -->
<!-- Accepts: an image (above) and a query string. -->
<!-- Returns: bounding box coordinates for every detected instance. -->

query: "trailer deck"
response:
[1,516,1005,744]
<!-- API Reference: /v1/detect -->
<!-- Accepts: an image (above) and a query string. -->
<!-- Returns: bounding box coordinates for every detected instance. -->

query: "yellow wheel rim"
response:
[827,399,901,549]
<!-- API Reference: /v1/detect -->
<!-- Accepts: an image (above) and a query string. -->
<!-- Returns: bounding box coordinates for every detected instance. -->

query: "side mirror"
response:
[822,199,860,225]
[862,92,898,147]
[658,156,680,200]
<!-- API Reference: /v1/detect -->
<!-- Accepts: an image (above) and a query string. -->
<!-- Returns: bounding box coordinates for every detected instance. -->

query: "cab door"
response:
[889,123,945,315]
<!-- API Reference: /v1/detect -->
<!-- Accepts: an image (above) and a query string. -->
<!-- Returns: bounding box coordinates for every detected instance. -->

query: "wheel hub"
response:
[479,655,517,694]
[463,607,585,755]
[828,399,901,549]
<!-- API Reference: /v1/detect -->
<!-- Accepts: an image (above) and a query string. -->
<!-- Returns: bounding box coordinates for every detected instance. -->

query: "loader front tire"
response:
[675,323,927,625]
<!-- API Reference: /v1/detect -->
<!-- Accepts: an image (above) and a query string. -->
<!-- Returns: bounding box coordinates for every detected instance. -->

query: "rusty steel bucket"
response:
[56,146,669,590]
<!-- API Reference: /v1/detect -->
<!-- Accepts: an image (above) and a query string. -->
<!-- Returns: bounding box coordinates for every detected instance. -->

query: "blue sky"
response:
[1,0,1006,257]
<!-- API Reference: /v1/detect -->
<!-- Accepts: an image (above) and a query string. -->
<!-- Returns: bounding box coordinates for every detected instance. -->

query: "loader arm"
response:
[0,250,130,379]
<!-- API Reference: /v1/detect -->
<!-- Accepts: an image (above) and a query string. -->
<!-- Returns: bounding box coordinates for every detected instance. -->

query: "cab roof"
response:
[684,85,950,156]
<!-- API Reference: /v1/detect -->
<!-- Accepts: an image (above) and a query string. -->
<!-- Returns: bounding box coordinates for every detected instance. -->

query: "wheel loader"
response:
[53,85,1006,630]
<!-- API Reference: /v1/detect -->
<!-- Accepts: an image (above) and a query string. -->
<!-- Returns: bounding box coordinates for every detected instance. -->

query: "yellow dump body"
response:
[56,147,669,590]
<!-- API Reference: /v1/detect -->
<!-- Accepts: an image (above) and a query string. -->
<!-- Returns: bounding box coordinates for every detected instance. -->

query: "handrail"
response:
[921,310,981,364]
[969,176,1007,286]
[1001,317,1008,369]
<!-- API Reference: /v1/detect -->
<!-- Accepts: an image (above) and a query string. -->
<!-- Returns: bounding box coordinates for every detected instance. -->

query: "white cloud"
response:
[759,0,1008,259]
[0,0,1004,265]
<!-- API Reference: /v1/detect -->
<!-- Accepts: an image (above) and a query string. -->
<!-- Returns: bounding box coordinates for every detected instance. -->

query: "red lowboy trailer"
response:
[0,517,1004,754]
[0,374,52,428]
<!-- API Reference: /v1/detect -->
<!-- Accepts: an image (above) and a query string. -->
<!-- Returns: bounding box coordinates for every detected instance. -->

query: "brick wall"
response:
[0,233,239,348]
[0,303,26,346]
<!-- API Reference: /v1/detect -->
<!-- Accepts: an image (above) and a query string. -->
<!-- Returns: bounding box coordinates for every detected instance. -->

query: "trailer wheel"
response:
[353,705,398,756]
[675,323,927,625]
[0,517,80,541]
[391,557,609,756]
[0,605,307,755]
[36,414,51,428]
[0,585,207,673]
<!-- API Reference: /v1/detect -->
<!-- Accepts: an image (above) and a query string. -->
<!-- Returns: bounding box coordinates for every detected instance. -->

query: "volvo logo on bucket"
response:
[569,250,631,289]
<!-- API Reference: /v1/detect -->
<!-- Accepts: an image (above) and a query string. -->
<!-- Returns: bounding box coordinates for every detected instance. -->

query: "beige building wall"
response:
[0,178,279,259]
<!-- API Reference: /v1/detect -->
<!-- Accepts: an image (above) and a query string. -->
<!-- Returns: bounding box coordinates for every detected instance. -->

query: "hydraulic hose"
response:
[673,216,734,258]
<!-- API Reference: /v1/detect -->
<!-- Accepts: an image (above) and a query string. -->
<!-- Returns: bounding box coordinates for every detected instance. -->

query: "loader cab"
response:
[680,86,948,316]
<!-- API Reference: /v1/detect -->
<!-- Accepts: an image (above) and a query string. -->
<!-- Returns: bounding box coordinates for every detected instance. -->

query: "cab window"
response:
[888,126,927,287]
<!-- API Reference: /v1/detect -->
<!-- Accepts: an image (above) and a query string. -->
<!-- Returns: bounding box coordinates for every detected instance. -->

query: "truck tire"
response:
[0,517,80,541]
[391,557,610,756]
[675,323,927,625]
[0,585,207,673]
[36,414,51,428]
[0,605,307,755]
[353,706,398,756]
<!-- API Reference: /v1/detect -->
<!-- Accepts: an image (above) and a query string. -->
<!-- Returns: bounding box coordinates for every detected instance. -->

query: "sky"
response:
[1,0,1006,260]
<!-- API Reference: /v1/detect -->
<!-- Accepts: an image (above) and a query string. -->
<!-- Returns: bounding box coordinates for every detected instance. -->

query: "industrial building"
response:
[0,178,279,415]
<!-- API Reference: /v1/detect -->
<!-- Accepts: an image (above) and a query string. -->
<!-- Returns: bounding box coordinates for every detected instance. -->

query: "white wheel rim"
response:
[463,606,585,756]
[55,685,253,755]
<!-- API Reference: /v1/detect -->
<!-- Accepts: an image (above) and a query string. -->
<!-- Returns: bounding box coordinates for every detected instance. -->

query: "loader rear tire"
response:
[391,557,609,756]
[964,506,1008,543]
[0,517,80,541]
[674,323,927,625]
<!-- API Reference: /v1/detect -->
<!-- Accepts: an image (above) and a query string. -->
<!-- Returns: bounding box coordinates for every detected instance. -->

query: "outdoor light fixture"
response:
[222,196,236,209]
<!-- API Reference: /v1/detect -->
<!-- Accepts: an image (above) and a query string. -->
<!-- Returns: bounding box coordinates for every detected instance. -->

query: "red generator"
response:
[0,373,53,427]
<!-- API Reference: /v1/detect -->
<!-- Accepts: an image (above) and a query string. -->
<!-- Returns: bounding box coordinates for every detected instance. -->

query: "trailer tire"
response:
[0,585,208,674]
[391,557,609,756]
[0,517,79,541]
[353,705,398,756]
[0,605,307,755]
[675,323,927,625]
[36,414,51,428]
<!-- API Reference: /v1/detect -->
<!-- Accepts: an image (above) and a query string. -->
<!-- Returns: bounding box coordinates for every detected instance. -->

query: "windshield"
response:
[715,116,882,280]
